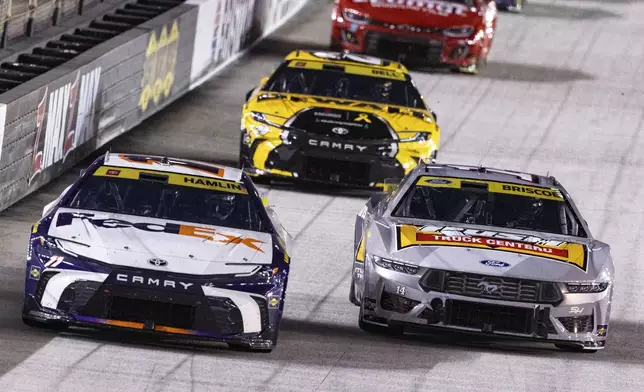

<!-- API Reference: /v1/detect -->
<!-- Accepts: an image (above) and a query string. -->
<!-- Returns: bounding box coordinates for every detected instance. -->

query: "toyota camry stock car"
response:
[23,153,293,352]
[331,0,498,73]
[351,163,614,352]
[240,50,440,190]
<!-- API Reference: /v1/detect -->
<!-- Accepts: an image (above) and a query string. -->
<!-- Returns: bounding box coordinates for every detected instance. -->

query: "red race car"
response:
[331,0,498,74]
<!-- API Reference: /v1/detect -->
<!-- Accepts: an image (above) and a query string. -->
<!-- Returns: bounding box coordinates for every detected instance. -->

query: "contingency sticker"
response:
[416,176,564,201]
[287,60,406,81]
[396,224,588,272]
[93,166,248,194]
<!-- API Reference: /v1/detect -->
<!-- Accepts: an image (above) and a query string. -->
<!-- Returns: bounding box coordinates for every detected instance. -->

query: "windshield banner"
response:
[416,176,565,201]
[395,224,588,271]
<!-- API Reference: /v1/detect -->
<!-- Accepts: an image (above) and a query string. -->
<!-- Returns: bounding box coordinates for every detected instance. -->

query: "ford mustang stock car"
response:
[23,153,293,352]
[331,0,498,74]
[351,162,614,352]
[240,50,440,190]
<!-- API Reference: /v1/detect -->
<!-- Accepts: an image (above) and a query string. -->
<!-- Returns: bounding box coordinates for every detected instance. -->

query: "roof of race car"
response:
[284,50,409,75]
[416,163,560,189]
[102,153,243,182]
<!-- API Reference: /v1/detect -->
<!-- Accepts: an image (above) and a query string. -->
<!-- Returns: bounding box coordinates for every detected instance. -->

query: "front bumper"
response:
[357,262,610,350]
[331,19,487,69]
[240,134,412,189]
[23,268,282,348]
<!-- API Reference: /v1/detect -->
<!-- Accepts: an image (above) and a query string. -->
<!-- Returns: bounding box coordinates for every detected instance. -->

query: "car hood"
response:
[46,208,273,276]
[248,92,435,135]
[371,220,608,281]
[343,0,480,27]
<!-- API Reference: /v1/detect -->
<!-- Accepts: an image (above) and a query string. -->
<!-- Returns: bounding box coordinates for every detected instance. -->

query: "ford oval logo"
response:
[427,179,452,185]
[480,260,510,268]
[148,258,168,267]
[332,127,349,135]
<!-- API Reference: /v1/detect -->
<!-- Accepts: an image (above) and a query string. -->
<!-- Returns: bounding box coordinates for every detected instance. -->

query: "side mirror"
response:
[245,88,256,102]
[368,193,385,209]
[383,178,400,194]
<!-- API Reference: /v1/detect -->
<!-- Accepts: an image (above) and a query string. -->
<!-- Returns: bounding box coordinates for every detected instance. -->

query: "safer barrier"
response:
[0,0,310,212]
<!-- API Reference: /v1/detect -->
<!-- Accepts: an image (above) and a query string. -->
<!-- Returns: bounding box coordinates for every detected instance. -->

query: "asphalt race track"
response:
[2,0,644,390]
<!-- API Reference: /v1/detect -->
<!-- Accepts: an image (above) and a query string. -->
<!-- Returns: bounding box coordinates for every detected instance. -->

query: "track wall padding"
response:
[0,0,311,212]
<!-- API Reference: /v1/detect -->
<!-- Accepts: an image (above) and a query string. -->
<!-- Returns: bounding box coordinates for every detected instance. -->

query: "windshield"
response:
[392,176,586,237]
[63,166,268,232]
[263,63,426,109]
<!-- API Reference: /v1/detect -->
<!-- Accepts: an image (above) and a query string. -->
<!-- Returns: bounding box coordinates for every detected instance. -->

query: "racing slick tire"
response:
[554,343,598,354]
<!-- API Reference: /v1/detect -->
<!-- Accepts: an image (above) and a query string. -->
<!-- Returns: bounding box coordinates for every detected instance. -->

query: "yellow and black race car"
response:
[239,50,440,189]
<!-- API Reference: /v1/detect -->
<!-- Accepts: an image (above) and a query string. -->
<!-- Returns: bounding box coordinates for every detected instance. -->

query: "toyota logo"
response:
[332,127,349,135]
[148,258,168,267]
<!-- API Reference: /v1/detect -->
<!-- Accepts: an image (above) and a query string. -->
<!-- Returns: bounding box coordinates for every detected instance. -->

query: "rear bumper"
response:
[241,137,409,189]
[23,268,282,347]
[331,20,491,68]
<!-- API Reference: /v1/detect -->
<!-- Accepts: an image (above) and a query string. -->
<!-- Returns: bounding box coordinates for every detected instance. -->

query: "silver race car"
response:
[351,162,614,352]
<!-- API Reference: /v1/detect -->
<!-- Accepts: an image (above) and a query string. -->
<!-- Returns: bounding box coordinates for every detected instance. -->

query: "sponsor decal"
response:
[115,273,195,290]
[426,178,452,185]
[93,166,247,195]
[569,306,584,314]
[395,285,406,296]
[211,0,254,66]
[354,113,372,123]
[332,127,349,135]
[30,67,102,184]
[148,258,168,267]
[44,255,65,268]
[139,20,179,112]
[56,212,266,252]
[479,260,510,268]
[308,139,368,152]
[29,265,41,280]
[416,176,565,201]
[596,325,607,337]
[268,297,280,308]
[352,0,470,16]
[396,224,588,271]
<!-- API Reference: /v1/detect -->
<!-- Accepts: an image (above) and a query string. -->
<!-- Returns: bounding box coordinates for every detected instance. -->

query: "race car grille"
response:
[557,315,594,334]
[207,297,245,335]
[303,156,370,185]
[108,296,197,330]
[370,20,445,35]
[420,269,563,305]
[364,32,444,64]
[57,281,102,314]
[445,300,533,335]
[380,291,420,313]
[251,296,270,330]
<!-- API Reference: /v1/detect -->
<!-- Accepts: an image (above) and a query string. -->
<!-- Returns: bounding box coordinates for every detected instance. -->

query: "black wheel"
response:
[554,343,597,353]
